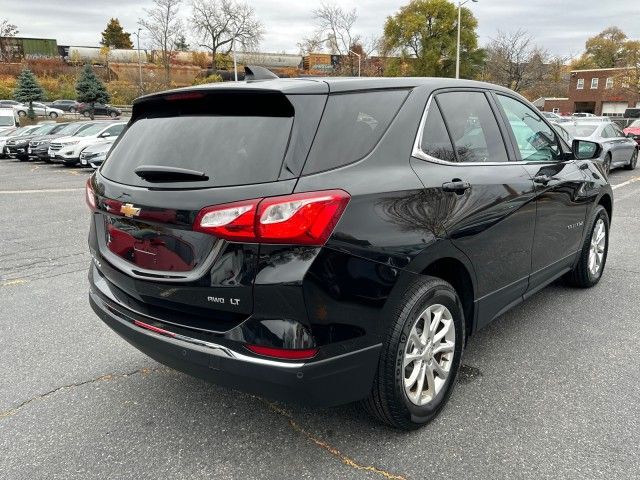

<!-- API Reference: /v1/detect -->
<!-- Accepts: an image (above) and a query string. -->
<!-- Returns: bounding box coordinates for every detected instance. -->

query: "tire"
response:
[624,148,637,170]
[82,111,91,118]
[69,107,76,113]
[49,112,58,119]
[17,110,26,117]
[109,111,118,118]
[603,153,612,176]
[565,205,609,288]
[362,276,465,430]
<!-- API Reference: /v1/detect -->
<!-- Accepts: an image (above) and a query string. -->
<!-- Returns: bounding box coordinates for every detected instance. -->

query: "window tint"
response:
[418,101,456,162]
[436,91,508,163]
[104,124,125,136]
[101,115,293,188]
[601,125,616,138]
[496,94,562,162]
[303,90,408,174]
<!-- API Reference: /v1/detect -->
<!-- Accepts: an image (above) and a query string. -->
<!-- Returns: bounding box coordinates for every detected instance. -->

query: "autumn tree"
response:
[0,18,19,61]
[13,68,45,119]
[76,64,110,120]
[190,0,263,71]
[585,27,628,68]
[382,0,483,79]
[100,18,134,49]
[483,30,550,93]
[139,0,183,84]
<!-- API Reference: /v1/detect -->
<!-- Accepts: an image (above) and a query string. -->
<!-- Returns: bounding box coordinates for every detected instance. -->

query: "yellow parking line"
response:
[612,176,640,190]
[1,279,27,287]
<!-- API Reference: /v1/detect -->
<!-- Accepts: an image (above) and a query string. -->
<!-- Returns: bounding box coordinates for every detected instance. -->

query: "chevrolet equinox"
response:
[87,75,612,429]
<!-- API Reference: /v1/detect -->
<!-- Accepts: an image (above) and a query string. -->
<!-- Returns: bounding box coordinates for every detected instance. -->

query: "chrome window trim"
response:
[411,94,531,167]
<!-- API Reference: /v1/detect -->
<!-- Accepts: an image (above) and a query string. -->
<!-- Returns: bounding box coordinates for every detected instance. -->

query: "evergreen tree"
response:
[175,34,189,52]
[13,68,45,119]
[100,18,134,49]
[75,64,110,120]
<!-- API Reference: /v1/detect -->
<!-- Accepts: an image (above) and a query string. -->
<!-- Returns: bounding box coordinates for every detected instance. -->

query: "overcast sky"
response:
[1,0,637,58]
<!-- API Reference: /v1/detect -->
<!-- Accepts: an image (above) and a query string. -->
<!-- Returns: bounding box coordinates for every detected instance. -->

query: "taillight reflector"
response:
[134,320,176,337]
[86,178,96,210]
[193,190,350,245]
[245,344,318,360]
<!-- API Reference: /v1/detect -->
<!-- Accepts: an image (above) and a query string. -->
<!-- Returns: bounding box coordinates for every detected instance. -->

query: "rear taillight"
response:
[86,178,96,210]
[194,190,350,245]
[245,344,318,360]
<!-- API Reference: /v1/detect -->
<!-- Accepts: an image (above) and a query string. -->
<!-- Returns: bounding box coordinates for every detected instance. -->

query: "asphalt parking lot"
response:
[1,159,639,480]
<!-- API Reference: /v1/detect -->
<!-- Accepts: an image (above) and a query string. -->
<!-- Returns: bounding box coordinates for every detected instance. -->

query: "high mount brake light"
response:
[193,190,350,245]
[86,178,96,210]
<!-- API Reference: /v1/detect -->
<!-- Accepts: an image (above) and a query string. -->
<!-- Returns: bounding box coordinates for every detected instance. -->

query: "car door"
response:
[410,89,537,329]
[493,93,589,296]
[609,123,636,166]
[96,104,108,116]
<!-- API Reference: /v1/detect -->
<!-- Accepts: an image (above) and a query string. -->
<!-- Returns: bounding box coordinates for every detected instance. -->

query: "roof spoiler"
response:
[244,65,279,81]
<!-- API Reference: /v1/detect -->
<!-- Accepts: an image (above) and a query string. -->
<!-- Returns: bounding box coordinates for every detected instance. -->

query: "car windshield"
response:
[32,124,59,135]
[56,122,88,135]
[0,115,14,126]
[75,123,108,136]
[560,124,598,138]
[630,120,640,128]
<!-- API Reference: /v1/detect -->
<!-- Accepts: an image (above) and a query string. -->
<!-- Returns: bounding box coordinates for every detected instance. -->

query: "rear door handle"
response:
[442,180,470,194]
[533,174,552,185]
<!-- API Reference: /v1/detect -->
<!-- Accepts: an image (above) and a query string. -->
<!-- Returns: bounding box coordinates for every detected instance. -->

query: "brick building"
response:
[536,67,640,116]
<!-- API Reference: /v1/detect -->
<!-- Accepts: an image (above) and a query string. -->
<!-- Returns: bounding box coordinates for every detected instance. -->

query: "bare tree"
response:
[313,4,359,56]
[484,30,548,93]
[190,0,263,71]
[297,32,325,56]
[0,19,19,62]
[138,0,183,84]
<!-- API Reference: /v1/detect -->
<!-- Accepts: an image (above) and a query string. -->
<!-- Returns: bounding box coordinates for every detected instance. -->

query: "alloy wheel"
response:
[588,218,606,276]
[403,304,455,406]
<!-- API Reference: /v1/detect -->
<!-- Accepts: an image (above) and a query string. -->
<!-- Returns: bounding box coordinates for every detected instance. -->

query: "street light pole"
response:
[348,49,361,77]
[456,0,477,79]
[133,28,143,92]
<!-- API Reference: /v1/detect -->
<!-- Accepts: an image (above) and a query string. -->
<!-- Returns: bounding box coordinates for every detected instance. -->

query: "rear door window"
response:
[101,115,294,188]
[303,90,408,174]
[436,91,509,163]
[418,101,457,163]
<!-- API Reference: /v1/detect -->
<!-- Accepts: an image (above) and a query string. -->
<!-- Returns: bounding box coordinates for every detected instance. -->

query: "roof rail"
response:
[244,65,279,81]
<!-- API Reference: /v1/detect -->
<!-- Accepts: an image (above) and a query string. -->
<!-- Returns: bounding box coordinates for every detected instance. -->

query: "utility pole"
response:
[456,0,478,79]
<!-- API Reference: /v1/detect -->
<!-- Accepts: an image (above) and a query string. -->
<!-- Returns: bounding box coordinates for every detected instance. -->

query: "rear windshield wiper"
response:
[133,165,209,182]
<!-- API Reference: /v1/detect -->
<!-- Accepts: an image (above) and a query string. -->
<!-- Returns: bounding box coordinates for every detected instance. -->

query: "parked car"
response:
[624,108,640,119]
[541,111,567,122]
[0,100,21,108]
[78,103,122,118]
[29,121,96,162]
[87,78,613,430]
[14,102,65,119]
[49,99,81,113]
[0,107,17,129]
[49,121,125,166]
[553,121,637,174]
[4,122,64,161]
[0,127,18,157]
[571,112,596,118]
[80,139,115,168]
[623,119,640,145]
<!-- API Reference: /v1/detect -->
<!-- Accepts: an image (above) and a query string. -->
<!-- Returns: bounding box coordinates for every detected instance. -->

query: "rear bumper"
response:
[89,273,381,407]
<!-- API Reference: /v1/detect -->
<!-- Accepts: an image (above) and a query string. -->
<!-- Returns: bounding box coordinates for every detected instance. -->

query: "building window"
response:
[606,77,614,89]
[552,108,560,113]
[591,78,599,89]
[577,78,584,89]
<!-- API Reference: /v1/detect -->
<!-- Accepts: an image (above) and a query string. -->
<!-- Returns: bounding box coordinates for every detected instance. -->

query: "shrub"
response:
[192,74,223,85]
[107,80,140,105]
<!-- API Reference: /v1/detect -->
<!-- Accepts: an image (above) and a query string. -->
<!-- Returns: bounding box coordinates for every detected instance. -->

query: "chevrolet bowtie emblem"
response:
[120,203,141,218]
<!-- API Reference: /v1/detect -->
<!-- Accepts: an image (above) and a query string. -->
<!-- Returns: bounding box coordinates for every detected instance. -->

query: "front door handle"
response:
[533,174,552,185]
[442,180,470,194]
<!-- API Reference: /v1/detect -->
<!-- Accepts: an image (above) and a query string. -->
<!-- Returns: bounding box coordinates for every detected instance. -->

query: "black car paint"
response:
[88,78,612,407]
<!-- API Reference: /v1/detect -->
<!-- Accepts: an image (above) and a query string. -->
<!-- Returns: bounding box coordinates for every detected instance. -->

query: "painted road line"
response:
[0,188,84,194]
[612,176,640,190]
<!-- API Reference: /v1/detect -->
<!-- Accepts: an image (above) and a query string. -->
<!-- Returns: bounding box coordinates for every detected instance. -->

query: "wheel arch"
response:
[597,192,613,222]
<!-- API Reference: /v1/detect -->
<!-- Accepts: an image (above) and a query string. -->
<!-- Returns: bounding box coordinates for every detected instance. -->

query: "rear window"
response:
[0,115,14,127]
[302,90,408,174]
[562,124,598,137]
[101,115,294,187]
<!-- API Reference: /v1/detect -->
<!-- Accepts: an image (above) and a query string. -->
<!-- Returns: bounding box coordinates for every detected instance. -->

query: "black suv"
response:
[87,77,612,429]
[50,99,81,113]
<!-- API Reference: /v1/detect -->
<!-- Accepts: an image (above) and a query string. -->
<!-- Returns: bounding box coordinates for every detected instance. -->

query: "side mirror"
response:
[572,139,601,160]
[100,132,111,138]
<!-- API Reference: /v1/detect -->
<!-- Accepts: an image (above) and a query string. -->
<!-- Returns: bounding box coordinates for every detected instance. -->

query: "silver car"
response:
[14,102,65,119]
[554,121,638,174]
[79,139,115,169]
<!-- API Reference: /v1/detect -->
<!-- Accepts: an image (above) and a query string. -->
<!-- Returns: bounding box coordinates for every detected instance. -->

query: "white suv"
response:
[49,121,126,166]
